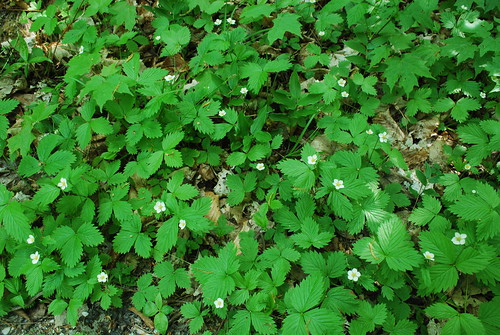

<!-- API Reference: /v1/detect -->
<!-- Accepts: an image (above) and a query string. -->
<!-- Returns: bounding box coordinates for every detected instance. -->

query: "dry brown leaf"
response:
[128,307,154,329]
[233,220,250,256]
[204,191,221,224]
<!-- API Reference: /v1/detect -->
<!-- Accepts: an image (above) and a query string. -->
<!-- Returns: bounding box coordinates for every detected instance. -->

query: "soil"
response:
[0,302,190,335]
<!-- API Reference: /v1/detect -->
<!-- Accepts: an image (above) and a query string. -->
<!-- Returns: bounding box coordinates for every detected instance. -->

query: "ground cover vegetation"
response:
[0,0,499,334]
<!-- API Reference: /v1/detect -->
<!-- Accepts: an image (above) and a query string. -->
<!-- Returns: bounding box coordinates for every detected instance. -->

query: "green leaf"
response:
[0,99,20,114]
[455,247,491,274]
[251,311,277,334]
[277,159,315,190]
[48,299,68,315]
[227,152,247,166]
[418,230,457,265]
[305,308,344,335]
[282,313,307,335]
[1,202,31,242]
[109,1,136,31]
[451,98,481,122]
[77,223,103,246]
[322,287,359,315]
[301,251,346,279]
[425,303,459,319]
[52,226,82,267]
[25,266,43,296]
[154,313,168,335]
[291,218,333,249]
[351,301,387,334]
[354,217,421,271]
[90,117,113,135]
[44,151,76,175]
[160,25,191,56]
[426,264,459,293]
[268,13,302,44]
[408,195,442,226]
[347,2,368,27]
[156,218,178,255]
[383,54,433,95]
[18,155,41,177]
[285,275,325,313]
[478,297,500,335]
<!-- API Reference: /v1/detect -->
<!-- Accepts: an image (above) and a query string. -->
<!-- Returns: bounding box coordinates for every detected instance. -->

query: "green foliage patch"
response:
[0,0,498,334]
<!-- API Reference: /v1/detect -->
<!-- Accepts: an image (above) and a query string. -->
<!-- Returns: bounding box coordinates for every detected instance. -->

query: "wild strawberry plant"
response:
[0,0,498,334]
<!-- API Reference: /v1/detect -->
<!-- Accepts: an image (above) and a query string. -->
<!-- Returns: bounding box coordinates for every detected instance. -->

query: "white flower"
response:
[27,235,35,244]
[337,78,347,87]
[227,18,236,25]
[178,219,186,230]
[256,163,265,171]
[214,19,222,26]
[155,35,161,41]
[218,110,226,117]
[472,189,477,194]
[214,298,224,308]
[318,31,325,36]
[333,179,344,190]
[154,201,166,214]
[341,91,349,98]
[307,154,318,165]
[378,132,389,143]
[30,251,40,264]
[366,129,373,135]
[78,46,84,54]
[97,272,108,283]
[452,232,467,245]
[464,163,471,170]
[423,251,435,261]
[461,5,467,10]
[164,75,176,82]
[57,178,68,190]
[240,87,248,94]
[347,268,361,282]
[480,92,486,98]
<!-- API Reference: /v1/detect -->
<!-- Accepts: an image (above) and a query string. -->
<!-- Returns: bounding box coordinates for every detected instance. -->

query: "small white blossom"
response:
[423,251,435,261]
[154,201,166,214]
[341,91,349,98]
[27,235,35,244]
[347,268,361,282]
[57,178,68,190]
[78,46,84,54]
[337,78,347,87]
[307,154,318,165]
[464,163,471,170]
[97,272,108,283]
[164,75,176,82]
[155,35,161,41]
[480,92,486,98]
[318,31,325,36]
[452,232,467,245]
[214,19,222,26]
[214,298,224,308]
[227,18,236,25]
[333,179,344,190]
[366,129,374,135]
[378,132,389,143]
[472,189,477,194]
[178,219,186,230]
[240,87,248,94]
[218,110,226,117]
[461,5,467,10]
[30,251,40,264]
[256,163,265,171]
